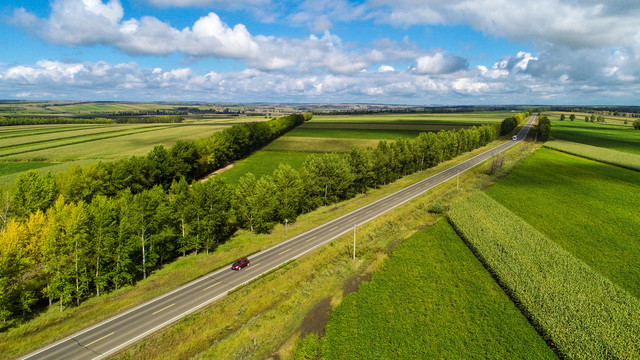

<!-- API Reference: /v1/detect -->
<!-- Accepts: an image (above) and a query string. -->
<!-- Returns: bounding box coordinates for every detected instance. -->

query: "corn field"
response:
[447,191,640,360]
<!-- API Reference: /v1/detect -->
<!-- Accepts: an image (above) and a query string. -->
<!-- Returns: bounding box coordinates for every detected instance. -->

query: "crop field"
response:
[550,119,640,155]
[448,190,640,359]
[311,112,511,123]
[0,122,228,188]
[216,112,508,185]
[215,151,313,184]
[544,140,640,171]
[485,148,640,298]
[285,127,421,139]
[546,111,635,127]
[322,220,556,359]
[0,123,226,162]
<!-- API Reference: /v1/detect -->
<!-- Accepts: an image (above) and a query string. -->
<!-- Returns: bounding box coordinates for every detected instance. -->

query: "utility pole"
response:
[285,218,288,237]
[353,225,356,260]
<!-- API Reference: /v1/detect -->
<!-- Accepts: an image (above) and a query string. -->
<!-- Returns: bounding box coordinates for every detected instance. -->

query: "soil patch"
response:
[199,163,234,182]
[296,271,373,339]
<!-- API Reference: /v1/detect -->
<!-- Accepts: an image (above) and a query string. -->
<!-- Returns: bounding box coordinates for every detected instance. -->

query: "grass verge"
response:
[447,191,640,359]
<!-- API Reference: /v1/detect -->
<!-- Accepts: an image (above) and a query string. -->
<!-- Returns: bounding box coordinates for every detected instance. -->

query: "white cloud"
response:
[5,56,638,104]
[411,52,468,74]
[370,0,640,51]
[10,0,412,75]
[378,65,395,72]
[145,0,268,7]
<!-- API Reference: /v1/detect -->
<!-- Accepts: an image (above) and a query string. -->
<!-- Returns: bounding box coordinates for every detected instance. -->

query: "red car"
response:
[231,257,250,270]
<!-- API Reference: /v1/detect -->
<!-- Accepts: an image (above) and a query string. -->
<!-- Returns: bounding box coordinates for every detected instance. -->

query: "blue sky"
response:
[1,0,638,104]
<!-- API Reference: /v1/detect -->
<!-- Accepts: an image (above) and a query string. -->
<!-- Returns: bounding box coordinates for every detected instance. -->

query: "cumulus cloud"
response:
[10,0,412,75]
[145,0,268,7]
[287,0,367,32]
[411,52,468,74]
[6,55,637,104]
[370,0,640,51]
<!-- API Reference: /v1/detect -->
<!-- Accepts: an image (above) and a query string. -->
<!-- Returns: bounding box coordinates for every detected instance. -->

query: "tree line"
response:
[0,116,188,126]
[0,117,496,323]
[499,112,528,135]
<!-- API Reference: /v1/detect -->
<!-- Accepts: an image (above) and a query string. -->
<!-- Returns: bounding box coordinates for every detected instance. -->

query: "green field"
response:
[544,140,640,172]
[448,190,640,359]
[311,112,510,123]
[0,161,56,177]
[285,127,421,139]
[546,111,636,127]
[0,122,228,189]
[323,220,556,359]
[486,148,640,298]
[550,120,640,155]
[215,112,509,185]
[216,151,313,184]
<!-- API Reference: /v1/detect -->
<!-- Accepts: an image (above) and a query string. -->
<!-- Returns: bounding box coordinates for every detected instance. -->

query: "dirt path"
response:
[199,163,234,182]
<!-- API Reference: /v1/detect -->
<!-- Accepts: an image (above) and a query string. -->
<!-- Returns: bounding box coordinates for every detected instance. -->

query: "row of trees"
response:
[0,179,232,320]
[0,117,113,126]
[499,112,528,135]
[559,113,576,121]
[0,120,496,322]
[8,114,311,218]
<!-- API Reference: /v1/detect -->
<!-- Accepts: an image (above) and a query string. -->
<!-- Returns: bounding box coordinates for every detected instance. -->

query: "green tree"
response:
[131,186,166,279]
[272,164,304,223]
[233,174,277,233]
[633,119,640,130]
[12,171,57,217]
[87,195,119,297]
[570,114,576,121]
[347,146,374,193]
[302,154,354,206]
[193,178,232,251]
[560,114,565,121]
[169,178,196,256]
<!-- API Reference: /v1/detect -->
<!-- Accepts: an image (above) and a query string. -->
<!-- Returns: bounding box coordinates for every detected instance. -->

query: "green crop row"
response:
[447,191,640,360]
[544,140,640,171]
[322,220,555,359]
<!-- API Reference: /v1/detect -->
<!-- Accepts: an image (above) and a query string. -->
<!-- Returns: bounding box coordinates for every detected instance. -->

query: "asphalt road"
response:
[22,115,536,360]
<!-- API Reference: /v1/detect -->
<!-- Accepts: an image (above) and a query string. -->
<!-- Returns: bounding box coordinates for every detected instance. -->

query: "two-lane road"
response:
[23,115,536,360]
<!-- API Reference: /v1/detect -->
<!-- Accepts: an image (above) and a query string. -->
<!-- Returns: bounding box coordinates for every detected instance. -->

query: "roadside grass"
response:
[550,119,640,155]
[485,147,640,298]
[544,140,640,171]
[0,137,523,360]
[285,127,421,139]
[322,219,556,359]
[447,190,640,359]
